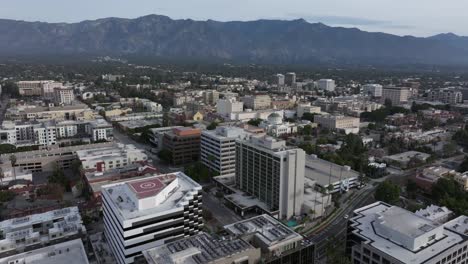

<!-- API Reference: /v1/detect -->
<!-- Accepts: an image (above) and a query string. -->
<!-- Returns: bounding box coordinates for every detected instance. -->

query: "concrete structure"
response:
[87,119,113,142]
[242,95,272,110]
[143,232,260,264]
[203,90,220,105]
[383,151,431,169]
[274,74,285,86]
[318,79,336,92]
[382,86,410,105]
[224,215,315,264]
[0,239,89,264]
[259,113,298,137]
[102,172,203,264]
[148,126,183,151]
[454,172,468,191]
[305,155,359,193]
[216,98,244,117]
[77,143,148,172]
[6,104,93,121]
[0,207,86,258]
[297,103,321,118]
[201,126,253,176]
[17,80,63,97]
[363,84,383,97]
[429,88,463,104]
[54,87,75,105]
[162,127,201,165]
[285,72,296,86]
[314,114,360,134]
[347,202,468,264]
[236,136,305,219]
[415,205,453,224]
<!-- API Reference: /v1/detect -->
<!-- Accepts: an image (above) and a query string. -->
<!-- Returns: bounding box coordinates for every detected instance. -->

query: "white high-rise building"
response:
[285,72,296,86]
[216,98,244,116]
[318,79,336,92]
[382,86,410,105]
[348,202,468,264]
[274,74,285,86]
[236,136,305,219]
[102,172,203,264]
[201,126,253,175]
[54,87,75,105]
[363,84,383,97]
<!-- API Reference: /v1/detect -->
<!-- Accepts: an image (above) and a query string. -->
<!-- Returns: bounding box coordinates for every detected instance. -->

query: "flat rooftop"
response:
[224,214,302,247]
[350,202,468,264]
[143,232,254,264]
[305,155,359,187]
[0,239,89,264]
[102,172,201,220]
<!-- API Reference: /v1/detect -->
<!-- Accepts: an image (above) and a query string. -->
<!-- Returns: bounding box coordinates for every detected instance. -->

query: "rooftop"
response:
[0,239,89,264]
[305,155,359,187]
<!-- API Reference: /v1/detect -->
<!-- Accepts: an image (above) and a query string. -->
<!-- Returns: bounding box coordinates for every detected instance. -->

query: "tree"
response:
[49,163,71,192]
[374,181,400,205]
[384,98,393,108]
[301,113,317,122]
[207,122,218,130]
[302,125,313,135]
[459,156,468,173]
[157,149,173,164]
[71,160,82,177]
[0,144,16,154]
[443,142,458,157]
[247,118,262,127]
[406,179,419,199]
[9,155,16,180]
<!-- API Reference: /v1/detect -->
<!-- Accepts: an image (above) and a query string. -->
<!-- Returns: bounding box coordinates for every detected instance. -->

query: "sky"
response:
[1,0,467,37]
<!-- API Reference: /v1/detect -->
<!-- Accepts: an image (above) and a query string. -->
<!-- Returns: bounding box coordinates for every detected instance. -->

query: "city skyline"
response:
[1,0,468,37]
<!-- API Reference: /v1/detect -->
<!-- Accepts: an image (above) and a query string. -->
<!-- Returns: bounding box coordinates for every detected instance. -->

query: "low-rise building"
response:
[415,205,453,224]
[216,98,244,117]
[297,103,321,118]
[383,151,431,169]
[363,84,383,97]
[242,95,272,110]
[314,114,360,134]
[381,86,410,105]
[429,88,463,104]
[54,87,75,105]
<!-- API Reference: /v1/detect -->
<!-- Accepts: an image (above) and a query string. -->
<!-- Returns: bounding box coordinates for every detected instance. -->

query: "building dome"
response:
[268,113,283,125]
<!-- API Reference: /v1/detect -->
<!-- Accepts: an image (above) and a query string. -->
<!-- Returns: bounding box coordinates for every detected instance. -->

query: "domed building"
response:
[259,112,298,137]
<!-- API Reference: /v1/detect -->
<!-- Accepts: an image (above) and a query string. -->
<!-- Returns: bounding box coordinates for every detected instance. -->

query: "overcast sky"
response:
[1,0,466,37]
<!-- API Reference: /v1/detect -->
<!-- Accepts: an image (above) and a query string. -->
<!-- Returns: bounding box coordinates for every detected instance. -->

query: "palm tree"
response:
[9,155,16,180]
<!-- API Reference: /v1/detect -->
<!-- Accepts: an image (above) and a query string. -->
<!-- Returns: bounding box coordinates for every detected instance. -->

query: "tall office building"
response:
[236,136,305,219]
[347,202,468,264]
[102,172,203,264]
[362,84,383,97]
[318,79,336,92]
[201,126,253,176]
[203,90,220,105]
[381,86,410,105]
[285,72,297,86]
[274,74,285,86]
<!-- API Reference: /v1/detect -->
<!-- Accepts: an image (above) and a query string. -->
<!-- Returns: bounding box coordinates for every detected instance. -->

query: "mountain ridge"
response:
[0,14,467,65]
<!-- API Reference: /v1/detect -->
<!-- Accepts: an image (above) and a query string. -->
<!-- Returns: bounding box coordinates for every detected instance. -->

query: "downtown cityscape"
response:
[1,1,468,264]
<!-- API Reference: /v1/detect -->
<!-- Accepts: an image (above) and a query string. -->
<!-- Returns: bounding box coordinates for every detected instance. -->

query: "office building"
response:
[0,207,86,258]
[297,103,321,118]
[314,114,360,134]
[382,86,410,105]
[285,72,296,86]
[203,90,220,105]
[224,214,315,264]
[242,95,272,110]
[54,87,75,105]
[143,232,260,264]
[429,88,463,104]
[274,74,285,86]
[148,126,184,151]
[347,202,468,264]
[201,126,252,176]
[102,172,203,264]
[0,239,89,264]
[216,98,244,117]
[363,84,383,97]
[77,143,148,172]
[236,136,305,219]
[162,127,201,165]
[17,80,63,97]
[318,79,336,92]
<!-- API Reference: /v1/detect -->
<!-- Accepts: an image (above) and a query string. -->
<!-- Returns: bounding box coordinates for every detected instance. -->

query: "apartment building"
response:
[285,72,296,86]
[102,172,203,264]
[162,127,201,165]
[0,207,86,258]
[381,86,410,105]
[201,126,253,176]
[203,90,220,105]
[297,103,321,118]
[429,88,463,104]
[17,80,63,97]
[318,79,336,92]
[236,136,305,219]
[347,202,468,264]
[217,98,244,117]
[314,114,360,134]
[363,84,383,97]
[77,143,148,172]
[54,87,75,105]
[242,95,272,110]
[274,73,285,86]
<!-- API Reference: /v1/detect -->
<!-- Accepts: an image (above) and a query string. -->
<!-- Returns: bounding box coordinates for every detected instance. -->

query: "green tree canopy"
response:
[374,180,400,205]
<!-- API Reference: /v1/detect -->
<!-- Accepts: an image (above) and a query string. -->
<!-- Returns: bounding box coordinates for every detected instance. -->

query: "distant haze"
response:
[1,0,468,37]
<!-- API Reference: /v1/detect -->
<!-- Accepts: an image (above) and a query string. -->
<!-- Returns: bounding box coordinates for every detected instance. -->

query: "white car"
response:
[344,214,349,219]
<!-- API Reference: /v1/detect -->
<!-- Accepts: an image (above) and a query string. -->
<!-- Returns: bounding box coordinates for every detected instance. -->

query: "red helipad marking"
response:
[128,178,165,199]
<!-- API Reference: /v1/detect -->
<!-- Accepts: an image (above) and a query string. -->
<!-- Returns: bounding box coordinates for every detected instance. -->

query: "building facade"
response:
[162,127,201,165]
[242,95,272,110]
[318,79,336,92]
[381,86,410,105]
[363,84,383,97]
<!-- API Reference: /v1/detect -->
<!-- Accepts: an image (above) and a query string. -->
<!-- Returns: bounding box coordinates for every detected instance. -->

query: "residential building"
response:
[347,202,468,264]
[363,84,383,97]
[318,79,336,92]
[285,72,296,86]
[162,127,201,165]
[87,119,113,142]
[0,239,89,264]
[203,90,220,105]
[54,87,75,105]
[382,86,410,105]
[143,232,260,264]
[5,104,94,121]
[236,136,305,219]
[242,95,272,110]
[383,151,431,169]
[454,172,468,191]
[429,88,463,104]
[297,103,321,118]
[77,143,148,172]
[201,126,252,176]
[0,207,86,258]
[414,166,454,191]
[314,114,360,134]
[108,112,163,122]
[224,214,315,264]
[17,80,63,97]
[102,172,203,264]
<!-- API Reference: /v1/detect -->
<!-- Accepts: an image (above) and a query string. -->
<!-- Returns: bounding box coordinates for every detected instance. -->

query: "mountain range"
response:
[1,14,468,66]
